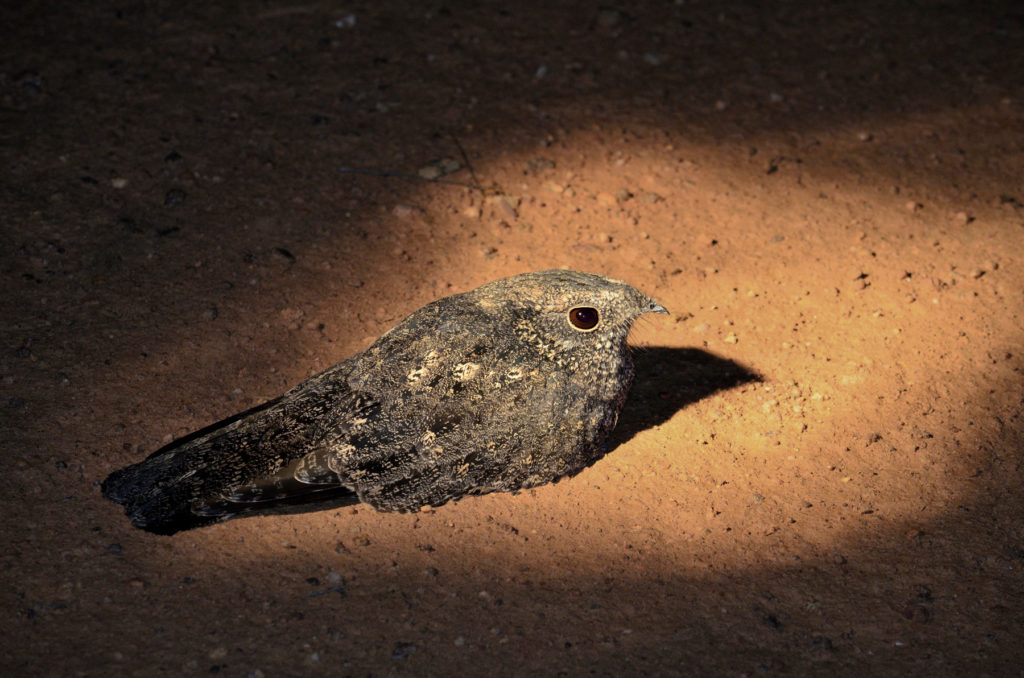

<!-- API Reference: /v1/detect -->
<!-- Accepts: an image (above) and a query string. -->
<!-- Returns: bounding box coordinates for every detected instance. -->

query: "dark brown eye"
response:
[568,307,600,331]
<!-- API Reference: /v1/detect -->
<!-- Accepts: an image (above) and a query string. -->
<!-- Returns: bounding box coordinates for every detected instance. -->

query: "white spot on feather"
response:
[453,362,481,381]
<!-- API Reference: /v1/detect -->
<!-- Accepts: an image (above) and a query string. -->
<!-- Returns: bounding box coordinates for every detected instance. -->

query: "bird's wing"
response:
[188,360,376,516]
[313,298,578,511]
[191,296,502,517]
[102,356,369,533]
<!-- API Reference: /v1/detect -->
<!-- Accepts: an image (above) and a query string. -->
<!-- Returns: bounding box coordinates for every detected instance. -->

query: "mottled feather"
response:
[102,270,667,534]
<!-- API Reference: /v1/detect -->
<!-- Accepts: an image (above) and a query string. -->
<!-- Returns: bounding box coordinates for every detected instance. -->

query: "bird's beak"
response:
[645,299,669,315]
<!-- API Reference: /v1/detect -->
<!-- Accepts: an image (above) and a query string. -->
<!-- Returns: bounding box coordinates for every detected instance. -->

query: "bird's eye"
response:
[567,307,600,331]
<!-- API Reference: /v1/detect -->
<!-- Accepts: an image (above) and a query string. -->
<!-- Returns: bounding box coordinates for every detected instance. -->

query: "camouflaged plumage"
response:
[102,270,667,534]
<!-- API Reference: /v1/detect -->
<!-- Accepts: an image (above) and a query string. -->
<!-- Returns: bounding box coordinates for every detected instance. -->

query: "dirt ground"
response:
[3,1,1023,675]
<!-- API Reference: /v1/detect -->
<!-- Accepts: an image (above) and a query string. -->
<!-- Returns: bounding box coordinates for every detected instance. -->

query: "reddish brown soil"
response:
[3,2,1023,675]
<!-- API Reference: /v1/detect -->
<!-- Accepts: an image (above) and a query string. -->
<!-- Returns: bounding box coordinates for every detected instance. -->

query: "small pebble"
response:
[485,194,519,218]
[724,332,739,344]
[418,157,460,180]
[110,178,127,189]
[438,157,461,174]
[272,247,295,263]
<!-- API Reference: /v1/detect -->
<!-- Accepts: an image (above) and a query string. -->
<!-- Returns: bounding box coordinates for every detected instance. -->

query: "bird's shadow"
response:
[606,347,761,453]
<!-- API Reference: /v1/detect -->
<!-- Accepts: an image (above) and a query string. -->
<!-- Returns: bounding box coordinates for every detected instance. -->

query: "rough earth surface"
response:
[3,2,1023,676]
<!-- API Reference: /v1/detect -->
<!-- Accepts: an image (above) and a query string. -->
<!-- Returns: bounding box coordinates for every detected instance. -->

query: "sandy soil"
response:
[3,1,1023,675]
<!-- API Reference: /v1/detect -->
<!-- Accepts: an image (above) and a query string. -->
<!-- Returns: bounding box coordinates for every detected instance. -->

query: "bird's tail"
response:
[102,455,221,534]
[102,396,358,535]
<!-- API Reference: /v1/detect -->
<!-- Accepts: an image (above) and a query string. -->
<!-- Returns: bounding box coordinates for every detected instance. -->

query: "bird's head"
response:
[472,270,668,361]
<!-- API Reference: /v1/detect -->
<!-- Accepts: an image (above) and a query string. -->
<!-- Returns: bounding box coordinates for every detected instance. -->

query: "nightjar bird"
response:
[102,270,668,534]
